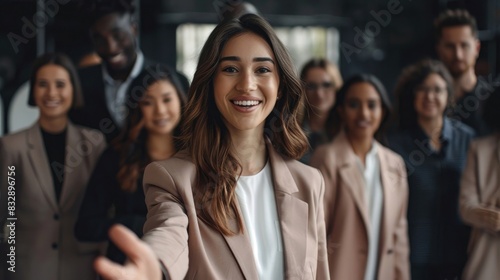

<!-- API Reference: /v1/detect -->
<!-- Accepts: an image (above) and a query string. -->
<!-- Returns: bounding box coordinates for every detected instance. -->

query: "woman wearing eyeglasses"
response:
[299,58,343,164]
[388,59,474,280]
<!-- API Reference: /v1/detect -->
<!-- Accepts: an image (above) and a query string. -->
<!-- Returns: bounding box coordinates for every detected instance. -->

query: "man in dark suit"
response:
[70,0,188,143]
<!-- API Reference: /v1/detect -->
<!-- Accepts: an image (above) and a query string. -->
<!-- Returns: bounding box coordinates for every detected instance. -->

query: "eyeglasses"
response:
[305,82,334,91]
[415,86,447,96]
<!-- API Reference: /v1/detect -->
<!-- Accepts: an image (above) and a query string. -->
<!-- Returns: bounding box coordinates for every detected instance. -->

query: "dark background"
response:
[1,0,499,134]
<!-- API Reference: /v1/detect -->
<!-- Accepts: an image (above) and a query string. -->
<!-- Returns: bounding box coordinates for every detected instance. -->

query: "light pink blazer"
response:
[310,131,410,280]
[141,139,330,280]
[460,134,500,280]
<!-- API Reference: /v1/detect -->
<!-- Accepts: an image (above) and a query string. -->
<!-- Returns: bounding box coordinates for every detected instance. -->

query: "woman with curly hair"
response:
[388,59,474,280]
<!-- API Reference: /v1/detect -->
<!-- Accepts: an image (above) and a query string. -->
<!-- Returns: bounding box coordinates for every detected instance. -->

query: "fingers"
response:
[99,224,162,280]
[108,224,146,261]
[94,256,131,280]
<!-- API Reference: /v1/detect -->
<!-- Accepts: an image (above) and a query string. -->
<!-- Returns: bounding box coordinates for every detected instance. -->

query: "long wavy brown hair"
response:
[179,14,308,236]
[113,64,187,192]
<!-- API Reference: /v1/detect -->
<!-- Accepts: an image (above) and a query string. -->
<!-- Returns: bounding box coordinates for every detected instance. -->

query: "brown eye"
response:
[346,100,359,109]
[37,80,48,87]
[368,101,378,110]
[222,66,238,73]
[56,81,66,88]
[256,67,271,74]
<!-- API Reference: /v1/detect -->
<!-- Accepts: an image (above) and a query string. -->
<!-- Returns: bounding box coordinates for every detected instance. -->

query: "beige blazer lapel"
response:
[26,123,58,211]
[221,209,260,280]
[267,139,309,278]
[377,146,400,257]
[59,122,83,210]
[335,132,370,237]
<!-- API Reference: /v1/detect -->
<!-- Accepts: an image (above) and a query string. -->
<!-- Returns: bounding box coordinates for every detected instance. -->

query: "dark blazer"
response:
[0,122,106,280]
[69,59,188,143]
[75,146,147,264]
[141,139,330,280]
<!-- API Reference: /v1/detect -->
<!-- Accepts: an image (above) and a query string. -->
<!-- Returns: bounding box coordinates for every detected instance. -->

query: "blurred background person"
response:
[75,64,186,264]
[434,9,493,137]
[459,86,500,280]
[0,53,106,280]
[68,0,188,143]
[311,74,410,280]
[300,58,343,164]
[388,59,474,280]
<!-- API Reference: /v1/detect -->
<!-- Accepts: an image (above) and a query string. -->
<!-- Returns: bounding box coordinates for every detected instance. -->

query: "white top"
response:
[355,143,383,280]
[102,51,144,128]
[235,161,284,280]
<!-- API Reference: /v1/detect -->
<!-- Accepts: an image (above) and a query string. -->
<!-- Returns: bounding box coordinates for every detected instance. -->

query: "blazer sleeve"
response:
[459,140,500,231]
[394,157,410,280]
[141,162,189,280]
[315,170,330,280]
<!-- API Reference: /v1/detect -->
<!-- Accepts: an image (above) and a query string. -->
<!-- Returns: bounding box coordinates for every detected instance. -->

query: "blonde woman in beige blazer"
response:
[0,53,106,280]
[311,74,410,280]
[459,89,500,280]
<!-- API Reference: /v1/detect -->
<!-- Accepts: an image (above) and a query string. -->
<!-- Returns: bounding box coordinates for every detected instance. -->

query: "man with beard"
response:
[70,0,188,143]
[434,9,493,137]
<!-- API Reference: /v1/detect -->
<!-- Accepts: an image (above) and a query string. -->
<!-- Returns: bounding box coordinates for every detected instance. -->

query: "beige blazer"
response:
[141,139,329,280]
[0,122,106,280]
[460,134,500,280]
[310,131,410,280]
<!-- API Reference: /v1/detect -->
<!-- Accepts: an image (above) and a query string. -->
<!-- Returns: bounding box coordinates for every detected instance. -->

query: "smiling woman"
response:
[93,14,329,280]
[310,74,410,280]
[0,53,106,280]
[213,32,280,140]
[388,59,475,280]
[74,64,186,265]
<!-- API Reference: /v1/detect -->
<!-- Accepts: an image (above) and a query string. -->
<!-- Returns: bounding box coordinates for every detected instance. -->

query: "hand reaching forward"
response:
[94,224,163,280]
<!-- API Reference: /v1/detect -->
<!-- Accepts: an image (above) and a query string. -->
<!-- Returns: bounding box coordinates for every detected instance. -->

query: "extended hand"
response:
[94,224,162,280]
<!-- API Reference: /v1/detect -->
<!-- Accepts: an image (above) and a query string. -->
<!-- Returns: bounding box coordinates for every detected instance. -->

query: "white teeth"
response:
[44,100,61,107]
[154,119,168,126]
[357,121,369,127]
[232,100,260,106]
[110,53,124,63]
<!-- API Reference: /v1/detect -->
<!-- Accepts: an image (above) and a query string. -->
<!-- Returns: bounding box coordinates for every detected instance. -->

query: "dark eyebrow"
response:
[253,57,274,64]
[220,56,240,62]
[219,56,275,64]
